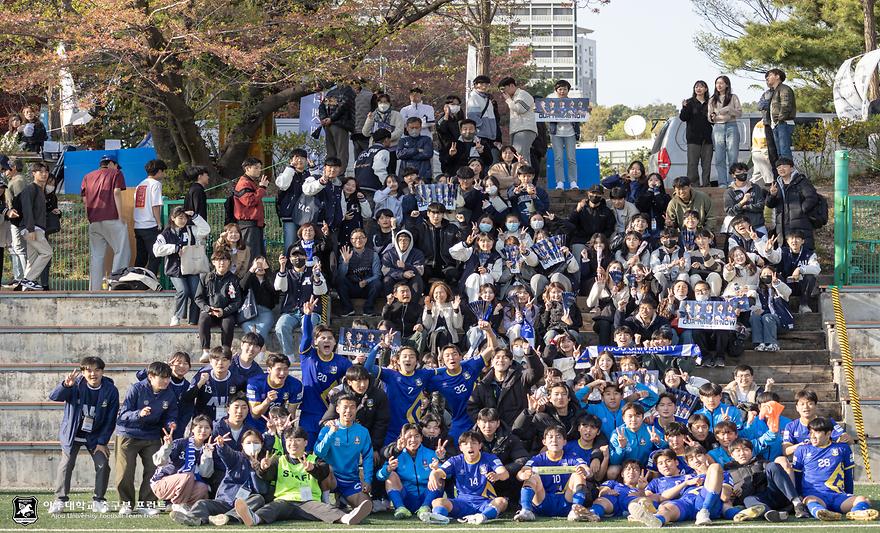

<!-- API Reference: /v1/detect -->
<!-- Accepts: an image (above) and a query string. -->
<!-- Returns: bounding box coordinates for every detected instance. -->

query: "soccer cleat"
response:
[92,500,110,514]
[459,514,487,524]
[764,510,787,522]
[694,508,712,526]
[48,500,65,514]
[513,509,536,522]
[427,512,450,525]
[816,509,842,521]
[582,508,601,522]
[794,502,810,519]
[394,507,413,519]
[341,500,372,525]
[846,509,879,521]
[170,510,202,526]
[209,513,230,526]
[628,500,662,528]
[734,504,767,522]
[568,504,594,522]
[417,507,432,522]
[234,497,259,527]
[118,504,133,516]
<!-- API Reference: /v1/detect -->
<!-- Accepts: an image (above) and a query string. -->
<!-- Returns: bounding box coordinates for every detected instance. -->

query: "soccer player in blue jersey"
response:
[315,394,374,511]
[247,353,302,432]
[234,332,265,382]
[377,423,445,520]
[513,426,594,522]
[365,332,437,445]
[426,431,509,525]
[564,414,609,480]
[583,459,648,522]
[694,382,743,431]
[629,444,750,527]
[709,420,776,466]
[608,402,665,480]
[793,417,877,521]
[586,383,624,440]
[783,389,851,457]
[192,347,247,423]
[646,423,694,476]
[427,323,498,440]
[299,295,352,446]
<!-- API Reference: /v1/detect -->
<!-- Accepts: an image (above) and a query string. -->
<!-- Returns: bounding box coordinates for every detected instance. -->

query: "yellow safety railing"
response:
[831,285,872,481]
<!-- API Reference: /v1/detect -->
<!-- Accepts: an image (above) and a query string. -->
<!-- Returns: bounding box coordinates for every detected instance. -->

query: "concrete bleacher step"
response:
[828,322,880,358]
[0,402,63,442]
[0,442,144,490]
[0,292,177,327]
[819,290,880,323]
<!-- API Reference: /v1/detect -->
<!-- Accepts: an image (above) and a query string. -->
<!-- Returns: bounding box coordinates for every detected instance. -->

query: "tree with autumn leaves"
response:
[0,0,455,178]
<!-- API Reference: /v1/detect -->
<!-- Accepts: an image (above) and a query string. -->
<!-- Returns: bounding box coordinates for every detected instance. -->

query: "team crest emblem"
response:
[330,366,338,374]
[13,496,38,525]
[479,465,488,475]
[366,399,374,407]
[354,436,361,445]
[334,438,341,446]
[464,372,471,380]
[415,379,423,387]
[162,401,170,410]
[832,449,839,456]
[230,387,237,394]
[283,393,289,400]
[640,439,646,446]
[101,400,108,407]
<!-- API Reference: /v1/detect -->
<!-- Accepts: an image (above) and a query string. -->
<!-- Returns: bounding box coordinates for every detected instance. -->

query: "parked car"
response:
[648,112,836,181]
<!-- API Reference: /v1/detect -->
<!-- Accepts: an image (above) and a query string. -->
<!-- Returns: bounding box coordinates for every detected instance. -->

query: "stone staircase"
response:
[0,186,842,489]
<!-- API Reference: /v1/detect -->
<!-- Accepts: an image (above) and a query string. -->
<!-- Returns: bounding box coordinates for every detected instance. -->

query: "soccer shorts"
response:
[534,492,572,517]
[804,490,851,513]
[336,478,363,498]
[449,495,494,518]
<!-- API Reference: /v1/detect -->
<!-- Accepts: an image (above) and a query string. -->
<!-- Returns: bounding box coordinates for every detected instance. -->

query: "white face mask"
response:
[531,220,544,230]
[486,185,498,196]
[45,185,55,194]
[511,347,524,357]
[695,294,709,302]
[449,105,461,114]
[377,103,390,112]
[243,442,262,456]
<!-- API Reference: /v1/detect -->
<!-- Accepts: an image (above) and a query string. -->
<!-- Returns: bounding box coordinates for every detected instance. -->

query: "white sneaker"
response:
[459,513,487,524]
[92,500,110,514]
[555,182,564,190]
[171,503,189,514]
[799,304,812,314]
[513,509,536,522]
[137,506,161,516]
[755,343,766,351]
[569,182,579,190]
[48,500,65,514]
[340,500,372,525]
[427,512,451,525]
[695,508,712,526]
[769,343,780,352]
[170,316,181,326]
[209,513,230,526]
[118,504,133,516]
[199,350,211,363]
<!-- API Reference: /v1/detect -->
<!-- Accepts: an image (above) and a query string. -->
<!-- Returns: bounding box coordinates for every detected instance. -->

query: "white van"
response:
[647,112,836,181]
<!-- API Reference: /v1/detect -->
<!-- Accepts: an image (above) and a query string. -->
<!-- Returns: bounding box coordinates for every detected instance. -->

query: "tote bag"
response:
[180,244,210,275]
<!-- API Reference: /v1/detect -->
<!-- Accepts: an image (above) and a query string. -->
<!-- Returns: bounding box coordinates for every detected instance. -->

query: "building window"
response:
[532,7,551,15]
[555,49,574,58]
[553,7,573,15]
[533,50,552,58]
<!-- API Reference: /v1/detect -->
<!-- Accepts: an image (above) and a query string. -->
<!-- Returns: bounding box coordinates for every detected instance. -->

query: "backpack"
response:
[9,192,22,227]
[224,188,237,226]
[108,267,161,291]
[808,193,829,228]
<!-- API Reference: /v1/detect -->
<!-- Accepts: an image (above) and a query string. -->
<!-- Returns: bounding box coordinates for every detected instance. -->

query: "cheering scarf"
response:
[178,438,202,481]
[301,239,315,265]
[576,344,702,367]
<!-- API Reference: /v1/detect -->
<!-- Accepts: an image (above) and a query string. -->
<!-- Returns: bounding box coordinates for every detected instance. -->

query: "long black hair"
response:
[691,80,709,101]
[711,76,732,107]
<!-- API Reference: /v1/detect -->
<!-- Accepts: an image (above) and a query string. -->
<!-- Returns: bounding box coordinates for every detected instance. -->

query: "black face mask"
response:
[663,239,676,248]
[293,258,306,268]
[588,196,601,204]
[760,276,773,285]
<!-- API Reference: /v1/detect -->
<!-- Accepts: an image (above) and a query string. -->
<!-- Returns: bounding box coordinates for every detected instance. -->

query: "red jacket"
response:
[233,175,267,226]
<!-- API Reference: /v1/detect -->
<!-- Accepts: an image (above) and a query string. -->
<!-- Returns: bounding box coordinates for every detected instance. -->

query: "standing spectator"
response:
[183,166,209,221]
[499,77,537,165]
[19,105,48,153]
[39,173,62,289]
[397,118,433,180]
[233,157,269,257]
[4,158,27,281]
[82,155,130,290]
[0,178,10,283]
[666,176,713,231]
[680,80,713,186]
[18,162,53,290]
[194,250,244,361]
[400,87,435,138]
[351,79,376,159]
[765,157,818,250]
[153,207,211,326]
[133,159,166,274]
[437,95,465,174]
[362,93,404,175]
[708,75,742,187]
[467,76,503,163]
[547,80,580,190]
[319,83,356,172]
[765,68,797,162]
[275,149,310,252]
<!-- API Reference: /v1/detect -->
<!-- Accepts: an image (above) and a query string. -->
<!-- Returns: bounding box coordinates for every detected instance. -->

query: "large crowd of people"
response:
[1,73,872,526]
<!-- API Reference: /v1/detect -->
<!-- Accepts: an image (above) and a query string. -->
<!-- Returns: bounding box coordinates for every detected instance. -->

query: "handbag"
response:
[179,244,210,275]
[238,289,258,322]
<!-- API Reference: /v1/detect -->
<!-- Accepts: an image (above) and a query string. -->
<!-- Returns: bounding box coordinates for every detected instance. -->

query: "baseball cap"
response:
[99,154,122,169]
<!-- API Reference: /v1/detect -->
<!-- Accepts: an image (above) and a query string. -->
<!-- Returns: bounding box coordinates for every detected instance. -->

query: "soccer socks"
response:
[481,506,499,520]
[702,490,721,511]
[520,487,536,512]
[590,504,606,518]
[655,514,667,525]
[724,506,743,520]
[853,501,871,512]
[432,506,449,517]
[571,485,587,506]
[808,501,827,518]
[388,489,405,511]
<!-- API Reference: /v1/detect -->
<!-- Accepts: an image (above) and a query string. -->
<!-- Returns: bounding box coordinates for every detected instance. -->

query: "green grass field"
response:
[3,487,880,532]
